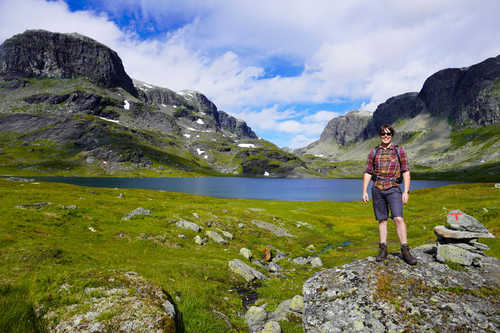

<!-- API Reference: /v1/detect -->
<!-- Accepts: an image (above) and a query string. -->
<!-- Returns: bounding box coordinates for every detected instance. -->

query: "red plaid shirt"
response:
[365,144,408,190]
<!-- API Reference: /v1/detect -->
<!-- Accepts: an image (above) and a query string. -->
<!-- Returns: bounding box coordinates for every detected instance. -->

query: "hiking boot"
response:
[376,243,388,262]
[401,244,417,265]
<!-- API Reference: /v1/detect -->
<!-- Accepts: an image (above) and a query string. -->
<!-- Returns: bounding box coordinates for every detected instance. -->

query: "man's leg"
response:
[378,219,388,243]
[393,217,407,244]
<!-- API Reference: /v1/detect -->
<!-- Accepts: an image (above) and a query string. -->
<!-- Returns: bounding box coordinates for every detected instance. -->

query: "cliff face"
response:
[319,110,371,145]
[0,30,138,97]
[419,55,500,126]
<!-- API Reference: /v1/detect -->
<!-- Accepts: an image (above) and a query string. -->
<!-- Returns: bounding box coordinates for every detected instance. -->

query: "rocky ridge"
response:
[299,55,500,176]
[0,30,310,177]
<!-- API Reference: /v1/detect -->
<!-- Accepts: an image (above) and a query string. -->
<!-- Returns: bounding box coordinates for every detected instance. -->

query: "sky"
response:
[1,1,499,148]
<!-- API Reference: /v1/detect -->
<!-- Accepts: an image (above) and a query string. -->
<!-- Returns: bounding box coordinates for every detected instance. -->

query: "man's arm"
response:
[362,172,372,203]
[402,171,410,204]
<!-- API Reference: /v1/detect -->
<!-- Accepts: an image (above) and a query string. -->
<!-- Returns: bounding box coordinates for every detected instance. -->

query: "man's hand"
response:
[362,192,369,203]
[402,192,409,204]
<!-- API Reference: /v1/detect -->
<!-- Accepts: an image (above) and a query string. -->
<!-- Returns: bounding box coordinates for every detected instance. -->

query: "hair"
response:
[379,124,395,136]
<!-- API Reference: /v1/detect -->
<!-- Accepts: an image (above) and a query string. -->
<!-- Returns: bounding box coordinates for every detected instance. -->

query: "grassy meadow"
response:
[0,179,499,332]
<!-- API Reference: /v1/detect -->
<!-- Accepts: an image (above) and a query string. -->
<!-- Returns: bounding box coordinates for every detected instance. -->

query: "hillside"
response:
[0,30,313,178]
[298,56,500,181]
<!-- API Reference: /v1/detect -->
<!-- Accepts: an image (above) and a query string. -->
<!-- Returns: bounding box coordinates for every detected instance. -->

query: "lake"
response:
[30,177,468,202]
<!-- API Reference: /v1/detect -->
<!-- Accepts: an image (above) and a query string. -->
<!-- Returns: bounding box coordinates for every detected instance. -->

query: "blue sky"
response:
[1,0,500,147]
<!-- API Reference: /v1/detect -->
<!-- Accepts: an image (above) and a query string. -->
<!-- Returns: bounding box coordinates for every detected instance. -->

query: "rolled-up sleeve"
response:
[399,147,409,173]
[365,149,375,175]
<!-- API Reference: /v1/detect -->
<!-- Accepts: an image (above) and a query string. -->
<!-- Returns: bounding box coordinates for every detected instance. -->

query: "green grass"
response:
[0,179,498,332]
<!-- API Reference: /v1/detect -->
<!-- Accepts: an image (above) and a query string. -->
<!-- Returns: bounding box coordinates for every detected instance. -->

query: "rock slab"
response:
[228,259,268,282]
[303,249,500,332]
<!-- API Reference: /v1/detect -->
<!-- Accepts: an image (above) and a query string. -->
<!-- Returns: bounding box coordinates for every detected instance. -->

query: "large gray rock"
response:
[252,220,296,238]
[303,249,500,332]
[446,210,490,233]
[228,259,269,282]
[121,208,152,221]
[0,30,138,96]
[436,243,483,266]
[175,219,202,232]
[245,306,267,333]
[261,321,281,333]
[206,230,227,245]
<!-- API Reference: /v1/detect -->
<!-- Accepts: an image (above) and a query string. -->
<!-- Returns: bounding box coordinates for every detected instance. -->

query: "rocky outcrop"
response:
[0,30,138,96]
[363,92,426,138]
[303,250,500,332]
[419,55,500,126]
[218,110,258,139]
[319,110,371,145]
[308,54,500,148]
[42,271,176,332]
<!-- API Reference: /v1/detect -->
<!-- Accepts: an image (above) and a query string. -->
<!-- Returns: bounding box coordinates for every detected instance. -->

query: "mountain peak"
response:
[0,30,138,97]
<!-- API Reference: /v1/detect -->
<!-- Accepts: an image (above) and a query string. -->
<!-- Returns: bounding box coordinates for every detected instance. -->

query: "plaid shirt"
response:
[365,145,409,190]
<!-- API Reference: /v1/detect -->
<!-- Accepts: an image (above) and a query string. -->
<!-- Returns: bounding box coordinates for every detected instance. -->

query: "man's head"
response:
[379,125,394,145]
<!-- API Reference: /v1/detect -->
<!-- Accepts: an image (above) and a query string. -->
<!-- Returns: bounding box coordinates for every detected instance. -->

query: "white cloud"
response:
[1,0,499,147]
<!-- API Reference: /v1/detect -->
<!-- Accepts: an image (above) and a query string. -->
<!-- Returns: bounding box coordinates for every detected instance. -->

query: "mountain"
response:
[0,30,312,178]
[298,55,500,181]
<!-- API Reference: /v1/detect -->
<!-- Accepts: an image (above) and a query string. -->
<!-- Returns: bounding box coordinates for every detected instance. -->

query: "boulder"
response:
[251,220,296,238]
[436,244,483,266]
[220,230,234,240]
[121,208,152,221]
[206,230,227,245]
[175,219,202,232]
[245,306,267,333]
[228,259,268,282]
[446,210,489,233]
[43,271,175,332]
[261,321,281,333]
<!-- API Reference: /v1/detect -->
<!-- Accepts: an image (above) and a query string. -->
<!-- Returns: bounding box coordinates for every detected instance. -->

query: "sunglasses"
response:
[379,132,393,137]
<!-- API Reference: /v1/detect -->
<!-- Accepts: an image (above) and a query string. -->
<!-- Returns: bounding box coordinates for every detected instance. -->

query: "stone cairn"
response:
[433,209,495,266]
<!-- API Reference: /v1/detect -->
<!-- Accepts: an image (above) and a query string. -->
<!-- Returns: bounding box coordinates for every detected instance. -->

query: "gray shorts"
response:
[371,186,403,221]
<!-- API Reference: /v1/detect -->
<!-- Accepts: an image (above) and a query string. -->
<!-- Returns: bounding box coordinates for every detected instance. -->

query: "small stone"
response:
[64,205,77,209]
[261,320,281,333]
[267,262,282,273]
[240,248,253,260]
[311,257,323,268]
[292,257,309,265]
[289,295,304,313]
[178,234,186,239]
[238,223,245,228]
[221,230,234,240]
[306,244,316,252]
[88,227,96,232]
[194,235,207,245]
[494,183,500,189]
[192,212,200,219]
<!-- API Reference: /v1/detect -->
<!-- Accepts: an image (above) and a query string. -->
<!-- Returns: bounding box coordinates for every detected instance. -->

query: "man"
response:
[362,124,417,265]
